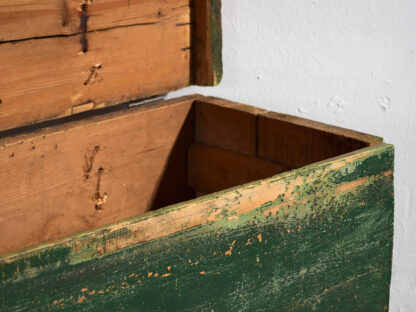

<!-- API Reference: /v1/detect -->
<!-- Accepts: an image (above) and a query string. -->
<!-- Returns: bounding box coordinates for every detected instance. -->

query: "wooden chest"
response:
[0,1,393,311]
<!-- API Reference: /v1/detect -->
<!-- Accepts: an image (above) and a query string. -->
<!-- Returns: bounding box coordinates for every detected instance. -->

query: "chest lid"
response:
[0,0,222,131]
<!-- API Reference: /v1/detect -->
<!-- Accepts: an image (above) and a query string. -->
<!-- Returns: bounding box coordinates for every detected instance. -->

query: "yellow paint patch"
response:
[98,290,105,294]
[225,246,233,256]
[81,288,88,292]
[154,273,159,277]
[257,234,262,243]
[77,296,85,303]
[148,272,153,278]
[89,291,95,295]
[167,266,171,271]
[162,273,171,277]
[246,238,252,246]
[384,170,393,177]
[335,177,368,195]
[200,271,206,275]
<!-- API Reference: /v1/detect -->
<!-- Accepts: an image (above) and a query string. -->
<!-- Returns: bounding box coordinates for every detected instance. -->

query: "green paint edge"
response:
[210,0,223,85]
[0,144,394,311]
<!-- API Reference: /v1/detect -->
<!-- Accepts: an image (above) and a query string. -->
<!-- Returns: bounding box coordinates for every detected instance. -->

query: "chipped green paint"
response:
[210,0,223,85]
[0,144,393,311]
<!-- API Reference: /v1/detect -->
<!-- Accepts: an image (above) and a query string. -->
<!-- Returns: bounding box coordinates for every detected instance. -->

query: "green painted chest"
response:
[0,1,393,311]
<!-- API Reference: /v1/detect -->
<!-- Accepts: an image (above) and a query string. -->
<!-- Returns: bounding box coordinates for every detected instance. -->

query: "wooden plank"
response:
[0,95,196,255]
[191,0,222,85]
[188,143,287,193]
[195,99,265,156]
[258,111,383,168]
[0,0,223,131]
[0,0,190,42]
[0,143,394,311]
[0,10,191,131]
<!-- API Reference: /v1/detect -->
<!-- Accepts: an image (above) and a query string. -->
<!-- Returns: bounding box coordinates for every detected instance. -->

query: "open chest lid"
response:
[0,0,222,131]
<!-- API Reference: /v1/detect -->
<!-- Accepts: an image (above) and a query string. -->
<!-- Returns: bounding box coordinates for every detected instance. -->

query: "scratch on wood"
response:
[83,145,100,180]
[84,64,102,86]
[60,0,70,26]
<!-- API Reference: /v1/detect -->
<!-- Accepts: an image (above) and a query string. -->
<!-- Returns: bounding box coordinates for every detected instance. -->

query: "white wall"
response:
[170,0,416,310]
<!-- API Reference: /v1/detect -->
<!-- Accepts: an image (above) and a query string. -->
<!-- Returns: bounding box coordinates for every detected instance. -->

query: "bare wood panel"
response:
[195,99,265,156]
[0,96,195,255]
[0,12,191,131]
[0,0,190,42]
[188,143,287,193]
[191,0,222,85]
[258,111,382,168]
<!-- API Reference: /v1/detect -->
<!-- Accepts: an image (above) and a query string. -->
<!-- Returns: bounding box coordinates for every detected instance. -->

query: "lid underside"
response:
[0,0,222,131]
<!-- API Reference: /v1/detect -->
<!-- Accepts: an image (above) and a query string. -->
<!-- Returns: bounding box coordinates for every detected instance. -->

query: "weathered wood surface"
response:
[0,143,394,311]
[0,0,189,42]
[0,0,223,131]
[191,0,223,86]
[0,96,195,255]
[0,94,383,256]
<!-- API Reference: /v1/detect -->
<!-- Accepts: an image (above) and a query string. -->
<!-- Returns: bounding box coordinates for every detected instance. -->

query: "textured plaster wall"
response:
[170,0,416,310]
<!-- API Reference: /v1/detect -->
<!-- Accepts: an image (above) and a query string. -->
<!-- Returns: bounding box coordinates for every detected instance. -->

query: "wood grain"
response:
[258,111,382,168]
[0,0,190,42]
[0,9,191,131]
[188,143,287,193]
[0,96,195,255]
[195,99,264,156]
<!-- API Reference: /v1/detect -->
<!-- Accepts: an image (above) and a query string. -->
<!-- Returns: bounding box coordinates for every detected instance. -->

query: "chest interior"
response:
[0,0,380,255]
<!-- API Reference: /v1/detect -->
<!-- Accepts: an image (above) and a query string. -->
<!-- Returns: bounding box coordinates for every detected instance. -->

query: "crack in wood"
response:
[80,2,89,53]
[83,145,100,181]
[0,21,160,46]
